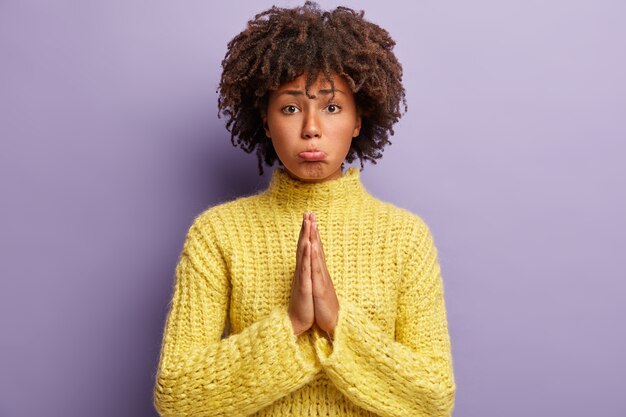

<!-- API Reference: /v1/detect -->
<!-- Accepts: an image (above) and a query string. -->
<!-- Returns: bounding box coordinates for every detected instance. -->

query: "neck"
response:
[264,166,370,212]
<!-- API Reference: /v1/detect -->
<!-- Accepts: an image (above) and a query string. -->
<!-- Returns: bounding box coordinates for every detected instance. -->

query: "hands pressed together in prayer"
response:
[288,212,340,340]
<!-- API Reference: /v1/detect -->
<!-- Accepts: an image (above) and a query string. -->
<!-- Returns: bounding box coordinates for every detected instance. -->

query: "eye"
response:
[281,105,299,114]
[325,103,342,113]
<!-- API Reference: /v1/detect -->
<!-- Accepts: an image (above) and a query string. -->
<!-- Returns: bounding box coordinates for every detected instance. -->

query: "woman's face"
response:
[262,72,361,183]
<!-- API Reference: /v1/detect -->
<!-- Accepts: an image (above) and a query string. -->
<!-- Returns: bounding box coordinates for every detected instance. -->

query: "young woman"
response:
[153,2,456,416]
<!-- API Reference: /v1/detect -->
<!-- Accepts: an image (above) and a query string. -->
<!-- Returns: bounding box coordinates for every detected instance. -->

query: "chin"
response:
[286,162,341,182]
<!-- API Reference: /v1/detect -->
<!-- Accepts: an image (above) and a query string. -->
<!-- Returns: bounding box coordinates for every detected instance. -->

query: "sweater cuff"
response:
[312,303,346,364]
[273,305,321,374]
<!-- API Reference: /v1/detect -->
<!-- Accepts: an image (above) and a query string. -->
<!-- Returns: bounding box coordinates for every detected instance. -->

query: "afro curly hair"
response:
[217,1,407,176]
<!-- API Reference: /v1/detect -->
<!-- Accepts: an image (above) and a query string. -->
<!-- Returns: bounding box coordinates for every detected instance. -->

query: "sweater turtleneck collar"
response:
[264,166,370,211]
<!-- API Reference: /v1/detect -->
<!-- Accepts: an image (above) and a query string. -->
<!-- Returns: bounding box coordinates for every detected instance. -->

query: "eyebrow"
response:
[279,88,345,97]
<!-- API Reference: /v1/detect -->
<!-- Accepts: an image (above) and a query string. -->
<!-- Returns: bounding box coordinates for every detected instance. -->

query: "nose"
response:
[301,110,321,139]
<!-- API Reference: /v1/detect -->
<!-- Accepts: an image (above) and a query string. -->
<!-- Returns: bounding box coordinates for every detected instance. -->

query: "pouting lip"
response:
[298,150,327,160]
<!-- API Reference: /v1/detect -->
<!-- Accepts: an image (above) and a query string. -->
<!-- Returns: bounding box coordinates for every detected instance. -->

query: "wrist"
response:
[289,316,307,336]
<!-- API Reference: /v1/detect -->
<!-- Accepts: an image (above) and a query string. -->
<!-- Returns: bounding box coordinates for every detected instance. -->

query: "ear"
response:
[352,111,362,138]
[261,112,271,138]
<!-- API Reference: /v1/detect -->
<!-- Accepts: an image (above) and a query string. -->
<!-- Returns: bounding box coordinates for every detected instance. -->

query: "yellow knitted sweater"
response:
[153,166,456,417]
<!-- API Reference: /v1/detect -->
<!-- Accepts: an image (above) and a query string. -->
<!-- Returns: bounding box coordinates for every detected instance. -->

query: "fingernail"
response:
[312,212,316,222]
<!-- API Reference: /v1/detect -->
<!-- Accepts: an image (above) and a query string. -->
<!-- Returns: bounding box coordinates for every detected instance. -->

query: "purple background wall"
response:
[1,1,624,416]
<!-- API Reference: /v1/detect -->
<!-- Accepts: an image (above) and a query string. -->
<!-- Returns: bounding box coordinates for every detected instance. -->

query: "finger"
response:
[299,213,311,251]
[312,218,326,259]
[298,212,306,241]
[295,213,309,279]
[296,212,309,259]
[306,212,311,242]
[296,240,307,286]
[310,217,317,245]
[311,239,325,289]
[311,215,318,238]
[310,220,325,286]
[302,240,311,289]
[313,238,334,291]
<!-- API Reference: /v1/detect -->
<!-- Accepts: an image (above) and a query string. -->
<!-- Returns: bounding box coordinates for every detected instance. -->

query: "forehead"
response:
[275,72,352,94]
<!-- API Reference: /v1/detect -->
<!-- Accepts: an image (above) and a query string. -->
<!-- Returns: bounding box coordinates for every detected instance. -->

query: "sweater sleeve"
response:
[312,220,456,417]
[153,215,321,417]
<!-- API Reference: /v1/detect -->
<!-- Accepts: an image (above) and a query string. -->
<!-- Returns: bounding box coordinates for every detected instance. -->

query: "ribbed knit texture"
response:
[153,166,456,417]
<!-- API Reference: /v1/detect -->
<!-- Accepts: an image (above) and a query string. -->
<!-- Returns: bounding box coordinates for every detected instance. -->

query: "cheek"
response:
[267,117,300,153]
[323,116,357,138]
[268,114,299,136]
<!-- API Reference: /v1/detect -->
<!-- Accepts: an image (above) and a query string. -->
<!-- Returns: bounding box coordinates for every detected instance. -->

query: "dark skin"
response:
[289,212,340,339]
[216,2,407,176]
